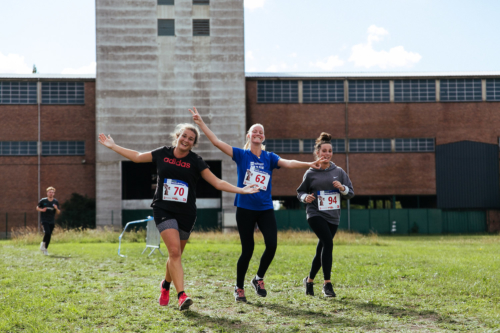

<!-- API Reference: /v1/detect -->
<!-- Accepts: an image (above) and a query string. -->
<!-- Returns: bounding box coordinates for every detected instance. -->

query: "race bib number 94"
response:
[243,169,270,191]
[163,179,189,203]
[317,190,340,211]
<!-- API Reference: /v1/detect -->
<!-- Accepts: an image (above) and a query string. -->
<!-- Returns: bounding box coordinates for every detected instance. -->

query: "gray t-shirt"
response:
[297,162,354,224]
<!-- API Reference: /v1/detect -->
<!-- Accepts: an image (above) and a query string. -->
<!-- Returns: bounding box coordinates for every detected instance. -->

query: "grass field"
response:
[1,229,499,332]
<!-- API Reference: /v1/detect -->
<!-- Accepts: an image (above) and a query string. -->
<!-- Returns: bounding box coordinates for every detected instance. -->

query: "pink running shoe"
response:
[159,280,169,306]
[178,292,193,311]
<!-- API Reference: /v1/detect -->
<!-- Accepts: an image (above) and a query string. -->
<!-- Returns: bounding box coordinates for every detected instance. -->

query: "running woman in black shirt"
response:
[98,123,258,311]
[36,186,60,255]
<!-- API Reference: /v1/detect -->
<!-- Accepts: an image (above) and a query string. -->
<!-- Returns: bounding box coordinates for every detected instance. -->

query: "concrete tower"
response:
[96,0,245,228]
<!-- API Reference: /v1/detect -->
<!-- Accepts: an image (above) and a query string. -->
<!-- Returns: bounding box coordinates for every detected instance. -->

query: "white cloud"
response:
[0,52,32,74]
[244,0,266,10]
[246,51,255,61]
[61,61,96,74]
[309,56,344,71]
[289,52,297,58]
[265,64,278,72]
[349,25,421,69]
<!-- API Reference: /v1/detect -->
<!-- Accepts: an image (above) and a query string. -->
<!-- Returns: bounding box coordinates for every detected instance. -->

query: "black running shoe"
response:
[251,277,267,297]
[322,282,336,297]
[234,286,247,302]
[303,277,314,296]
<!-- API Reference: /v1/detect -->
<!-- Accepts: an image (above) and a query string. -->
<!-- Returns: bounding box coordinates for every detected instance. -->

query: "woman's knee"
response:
[168,248,182,260]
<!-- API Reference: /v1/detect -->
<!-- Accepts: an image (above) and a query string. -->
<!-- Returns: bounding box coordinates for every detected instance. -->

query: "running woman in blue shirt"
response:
[190,107,325,302]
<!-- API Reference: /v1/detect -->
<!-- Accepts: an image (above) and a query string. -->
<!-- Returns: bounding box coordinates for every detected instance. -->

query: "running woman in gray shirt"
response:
[297,132,354,297]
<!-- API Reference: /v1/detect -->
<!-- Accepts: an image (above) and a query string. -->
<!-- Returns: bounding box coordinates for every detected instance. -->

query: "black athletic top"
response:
[151,146,209,216]
[38,198,60,224]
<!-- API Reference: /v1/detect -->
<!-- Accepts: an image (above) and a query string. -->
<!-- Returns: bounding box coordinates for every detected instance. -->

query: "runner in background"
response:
[98,124,258,311]
[297,132,354,297]
[36,187,60,255]
[189,107,325,302]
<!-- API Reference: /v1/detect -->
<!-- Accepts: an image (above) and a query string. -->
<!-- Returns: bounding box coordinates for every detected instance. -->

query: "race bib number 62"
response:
[163,179,189,203]
[317,190,340,211]
[243,169,270,190]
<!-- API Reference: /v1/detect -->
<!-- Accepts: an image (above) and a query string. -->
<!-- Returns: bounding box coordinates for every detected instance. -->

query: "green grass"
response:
[1,231,499,332]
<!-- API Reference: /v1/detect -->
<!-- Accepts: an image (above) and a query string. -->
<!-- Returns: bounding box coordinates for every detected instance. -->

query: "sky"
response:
[1,0,499,74]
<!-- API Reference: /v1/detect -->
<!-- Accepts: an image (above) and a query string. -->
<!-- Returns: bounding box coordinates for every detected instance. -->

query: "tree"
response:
[57,193,96,229]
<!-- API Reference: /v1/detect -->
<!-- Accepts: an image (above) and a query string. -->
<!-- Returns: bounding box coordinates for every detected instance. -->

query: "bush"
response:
[57,193,96,229]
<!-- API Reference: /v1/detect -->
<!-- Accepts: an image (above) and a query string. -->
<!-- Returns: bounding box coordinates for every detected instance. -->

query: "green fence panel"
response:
[275,210,290,230]
[427,209,443,234]
[288,210,308,230]
[370,210,390,234]
[339,210,348,230]
[194,209,221,231]
[408,209,428,234]
[443,211,467,233]
[122,210,153,227]
[350,210,371,233]
[467,211,486,233]
[389,210,409,234]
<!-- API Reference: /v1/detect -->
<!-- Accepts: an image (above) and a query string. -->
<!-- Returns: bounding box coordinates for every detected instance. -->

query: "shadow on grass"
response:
[335,298,441,322]
[247,302,364,328]
[48,255,73,259]
[182,309,256,332]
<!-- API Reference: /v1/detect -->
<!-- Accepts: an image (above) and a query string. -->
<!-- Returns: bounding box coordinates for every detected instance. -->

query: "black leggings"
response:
[42,223,55,249]
[308,216,338,281]
[235,207,278,289]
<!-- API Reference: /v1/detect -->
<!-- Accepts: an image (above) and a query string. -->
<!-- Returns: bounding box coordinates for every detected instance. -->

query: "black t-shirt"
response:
[38,198,60,224]
[151,146,209,215]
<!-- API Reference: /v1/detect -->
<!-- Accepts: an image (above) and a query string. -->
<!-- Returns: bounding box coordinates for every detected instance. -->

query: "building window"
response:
[349,139,391,152]
[486,79,500,101]
[303,139,345,153]
[42,141,85,155]
[264,139,300,153]
[440,79,482,102]
[193,0,209,4]
[193,19,210,36]
[0,81,37,104]
[348,80,390,102]
[394,79,436,102]
[303,80,344,103]
[395,138,434,152]
[257,80,299,103]
[158,19,175,36]
[0,141,37,155]
[41,82,84,104]
[158,0,174,4]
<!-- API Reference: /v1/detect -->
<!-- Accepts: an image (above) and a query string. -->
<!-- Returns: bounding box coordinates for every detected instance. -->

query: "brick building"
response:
[0,74,96,233]
[2,72,500,234]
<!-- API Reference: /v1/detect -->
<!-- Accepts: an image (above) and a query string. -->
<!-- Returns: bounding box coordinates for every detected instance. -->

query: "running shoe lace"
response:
[236,288,245,297]
[257,280,265,289]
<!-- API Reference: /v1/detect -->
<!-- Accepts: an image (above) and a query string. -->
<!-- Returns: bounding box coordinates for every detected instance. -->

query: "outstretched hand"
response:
[242,184,260,194]
[309,157,328,169]
[98,133,115,149]
[188,107,204,126]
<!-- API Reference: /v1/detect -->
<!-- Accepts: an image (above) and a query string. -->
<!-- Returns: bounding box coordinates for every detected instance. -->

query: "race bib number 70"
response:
[163,179,188,203]
[317,190,340,211]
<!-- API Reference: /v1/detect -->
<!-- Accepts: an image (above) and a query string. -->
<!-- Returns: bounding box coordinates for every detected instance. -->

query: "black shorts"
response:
[152,207,197,233]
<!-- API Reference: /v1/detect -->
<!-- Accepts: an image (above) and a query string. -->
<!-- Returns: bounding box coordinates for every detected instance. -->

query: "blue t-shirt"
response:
[232,147,281,211]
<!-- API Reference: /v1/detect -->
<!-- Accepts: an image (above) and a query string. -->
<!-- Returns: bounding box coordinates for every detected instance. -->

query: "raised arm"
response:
[278,157,326,169]
[201,169,259,194]
[189,107,233,157]
[98,133,152,163]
